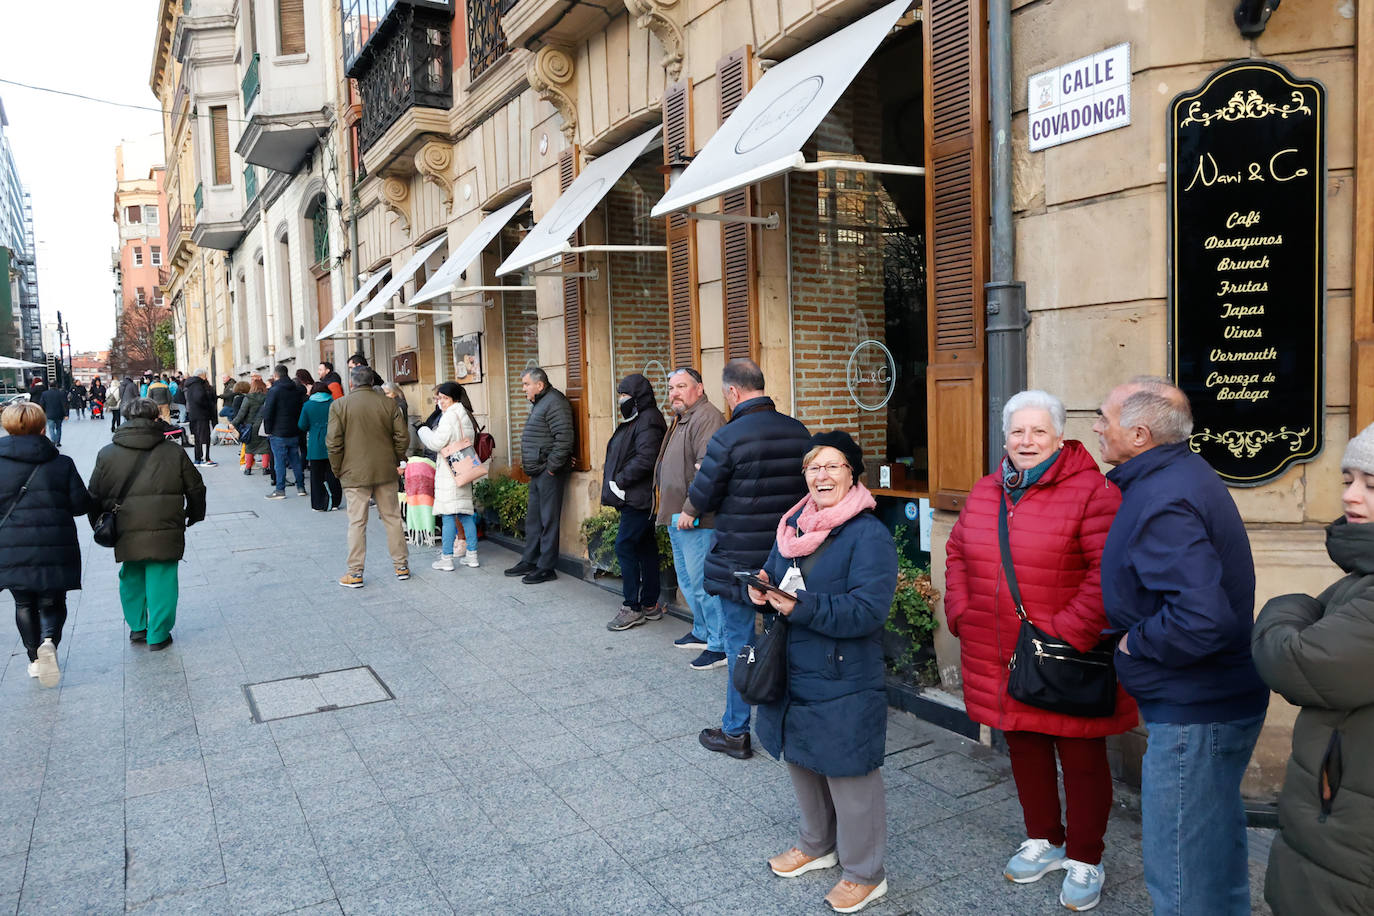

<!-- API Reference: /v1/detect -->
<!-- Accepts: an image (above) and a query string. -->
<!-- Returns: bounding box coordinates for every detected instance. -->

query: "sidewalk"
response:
[1,417,1271,915]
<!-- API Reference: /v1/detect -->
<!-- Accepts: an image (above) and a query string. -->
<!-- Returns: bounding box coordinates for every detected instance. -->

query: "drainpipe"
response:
[984,0,1027,472]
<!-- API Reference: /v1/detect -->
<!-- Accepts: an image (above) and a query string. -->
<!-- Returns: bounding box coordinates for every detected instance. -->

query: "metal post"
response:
[985,0,1028,471]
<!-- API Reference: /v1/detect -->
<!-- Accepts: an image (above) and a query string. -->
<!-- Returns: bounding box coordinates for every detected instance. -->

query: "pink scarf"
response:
[776,482,877,558]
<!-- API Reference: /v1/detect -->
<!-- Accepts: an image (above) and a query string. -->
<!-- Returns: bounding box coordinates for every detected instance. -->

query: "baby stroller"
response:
[90,398,105,420]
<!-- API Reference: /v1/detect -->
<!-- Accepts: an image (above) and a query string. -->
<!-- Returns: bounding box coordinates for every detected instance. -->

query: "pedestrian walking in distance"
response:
[87,397,206,651]
[504,367,575,584]
[1252,422,1374,916]
[183,368,218,467]
[0,401,92,687]
[1094,376,1268,916]
[945,389,1137,911]
[747,431,896,914]
[35,380,68,447]
[654,367,728,669]
[602,373,667,631]
[297,382,342,512]
[417,381,482,570]
[327,365,411,588]
[687,358,811,760]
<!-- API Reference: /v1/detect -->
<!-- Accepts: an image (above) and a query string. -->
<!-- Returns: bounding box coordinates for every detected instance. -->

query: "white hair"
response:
[1002,389,1066,437]
[1120,375,1193,445]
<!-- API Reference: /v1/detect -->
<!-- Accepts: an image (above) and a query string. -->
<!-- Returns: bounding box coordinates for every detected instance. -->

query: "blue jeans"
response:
[46,419,61,445]
[1140,714,1264,916]
[614,507,660,609]
[668,526,723,651]
[440,513,478,555]
[268,436,304,492]
[720,597,757,737]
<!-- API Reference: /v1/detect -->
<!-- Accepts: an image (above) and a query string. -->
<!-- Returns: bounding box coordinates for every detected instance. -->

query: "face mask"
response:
[619,397,636,420]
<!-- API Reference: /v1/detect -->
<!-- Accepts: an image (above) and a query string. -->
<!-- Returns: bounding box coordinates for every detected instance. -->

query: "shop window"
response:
[789,26,928,494]
[606,159,672,405]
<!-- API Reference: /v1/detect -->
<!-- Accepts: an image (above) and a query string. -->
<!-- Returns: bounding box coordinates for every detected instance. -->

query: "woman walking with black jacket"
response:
[0,401,92,686]
[602,374,667,631]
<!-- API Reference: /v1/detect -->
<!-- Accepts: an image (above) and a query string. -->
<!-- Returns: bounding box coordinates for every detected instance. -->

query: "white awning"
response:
[411,194,532,307]
[0,356,45,369]
[496,125,662,276]
[650,0,912,218]
[354,235,448,322]
[315,268,392,341]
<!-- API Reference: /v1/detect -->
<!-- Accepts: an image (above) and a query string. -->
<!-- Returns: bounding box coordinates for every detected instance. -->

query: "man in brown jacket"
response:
[655,367,727,669]
[327,365,410,587]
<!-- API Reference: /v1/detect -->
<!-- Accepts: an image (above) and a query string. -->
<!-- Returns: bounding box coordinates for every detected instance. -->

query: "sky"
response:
[1,0,165,351]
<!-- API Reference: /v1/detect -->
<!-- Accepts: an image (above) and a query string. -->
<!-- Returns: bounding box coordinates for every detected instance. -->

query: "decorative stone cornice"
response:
[527,46,578,143]
[624,0,684,82]
[415,141,455,212]
[381,177,412,237]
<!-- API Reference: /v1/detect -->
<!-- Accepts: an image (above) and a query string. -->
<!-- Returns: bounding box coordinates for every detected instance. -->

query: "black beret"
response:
[808,430,865,482]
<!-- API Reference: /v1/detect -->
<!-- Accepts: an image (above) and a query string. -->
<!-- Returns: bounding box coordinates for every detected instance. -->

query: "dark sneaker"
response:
[674,631,708,650]
[522,569,557,584]
[642,603,664,621]
[266,491,286,500]
[699,727,752,759]
[607,606,645,631]
[296,488,307,497]
[148,636,174,651]
[130,630,147,643]
[504,562,537,577]
[202,460,218,468]
[690,650,728,670]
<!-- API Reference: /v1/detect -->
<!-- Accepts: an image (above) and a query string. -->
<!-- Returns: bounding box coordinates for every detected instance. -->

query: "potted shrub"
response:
[495,479,528,536]
[885,526,942,687]
[580,506,622,574]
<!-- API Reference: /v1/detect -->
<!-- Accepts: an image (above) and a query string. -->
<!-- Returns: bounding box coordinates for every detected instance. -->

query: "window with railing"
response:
[467,0,518,80]
[194,183,204,213]
[242,52,261,109]
[353,4,452,153]
[244,164,258,204]
[342,0,452,72]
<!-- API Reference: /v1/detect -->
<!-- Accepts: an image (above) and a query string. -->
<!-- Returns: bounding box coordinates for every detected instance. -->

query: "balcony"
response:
[241,52,260,110]
[234,9,333,173]
[192,178,246,251]
[349,4,453,155]
[169,202,196,266]
[244,164,258,204]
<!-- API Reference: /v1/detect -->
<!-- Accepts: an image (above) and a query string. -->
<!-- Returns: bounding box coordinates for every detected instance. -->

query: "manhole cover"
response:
[243,666,394,723]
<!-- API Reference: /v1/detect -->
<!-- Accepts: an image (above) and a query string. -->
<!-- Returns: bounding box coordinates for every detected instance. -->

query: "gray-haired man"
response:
[504,367,575,584]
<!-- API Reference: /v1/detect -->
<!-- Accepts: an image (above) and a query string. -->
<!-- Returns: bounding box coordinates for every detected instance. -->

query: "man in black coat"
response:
[35,382,69,447]
[602,374,668,631]
[684,358,811,759]
[259,364,307,499]
[183,369,219,468]
[504,367,575,584]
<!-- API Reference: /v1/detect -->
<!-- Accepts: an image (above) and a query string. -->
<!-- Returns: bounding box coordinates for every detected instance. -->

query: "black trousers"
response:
[615,506,660,608]
[309,458,343,510]
[520,470,567,572]
[13,590,67,662]
[111,408,122,431]
[190,419,212,462]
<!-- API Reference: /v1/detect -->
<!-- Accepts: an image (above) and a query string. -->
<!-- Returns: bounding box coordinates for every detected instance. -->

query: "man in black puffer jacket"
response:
[602,374,667,632]
[259,365,307,499]
[506,367,575,584]
[685,358,810,759]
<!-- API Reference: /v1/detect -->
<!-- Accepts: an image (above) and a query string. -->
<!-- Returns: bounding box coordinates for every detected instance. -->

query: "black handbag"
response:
[999,497,1117,717]
[93,447,155,549]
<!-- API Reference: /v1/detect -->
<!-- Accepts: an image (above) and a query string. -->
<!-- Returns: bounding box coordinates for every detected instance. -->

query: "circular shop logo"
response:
[846,339,895,412]
[734,75,825,155]
[546,178,607,236]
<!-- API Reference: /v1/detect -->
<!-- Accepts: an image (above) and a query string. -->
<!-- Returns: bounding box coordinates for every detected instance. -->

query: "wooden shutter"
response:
[211,106,231,185]
[718,47,758,362]
[559,147,591,470]
[662,79,698,370]
[924,0,988,511]
[279,0,306,54]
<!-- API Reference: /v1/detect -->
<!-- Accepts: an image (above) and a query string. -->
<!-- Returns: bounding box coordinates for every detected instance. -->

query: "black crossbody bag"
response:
[92,447,156,549]
[999,498,1117,717]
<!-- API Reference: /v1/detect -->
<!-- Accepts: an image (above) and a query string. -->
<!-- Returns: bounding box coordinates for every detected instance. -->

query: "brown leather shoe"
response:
[769,847,838,877]
[825,878,888,913]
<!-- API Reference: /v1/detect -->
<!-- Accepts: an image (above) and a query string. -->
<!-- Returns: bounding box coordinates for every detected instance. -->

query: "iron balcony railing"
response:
[193,182,204,214]
[244,165,258,204]
[241,52,260,110]
[468,0,518,80]
[353,5,452,153]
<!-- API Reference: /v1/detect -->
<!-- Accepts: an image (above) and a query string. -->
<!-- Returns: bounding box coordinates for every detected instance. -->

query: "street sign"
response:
[1027,43,1131,152]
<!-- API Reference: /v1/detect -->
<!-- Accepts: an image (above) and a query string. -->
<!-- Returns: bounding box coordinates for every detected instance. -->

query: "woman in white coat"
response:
[418,381,480,569]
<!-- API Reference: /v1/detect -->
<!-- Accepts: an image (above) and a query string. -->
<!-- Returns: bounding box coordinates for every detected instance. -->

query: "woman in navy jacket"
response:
[747,430,897,915]
[0,402,92,687]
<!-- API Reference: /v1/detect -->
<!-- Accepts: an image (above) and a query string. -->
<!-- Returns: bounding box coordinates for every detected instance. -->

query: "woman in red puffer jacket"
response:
[945,389,1138,913]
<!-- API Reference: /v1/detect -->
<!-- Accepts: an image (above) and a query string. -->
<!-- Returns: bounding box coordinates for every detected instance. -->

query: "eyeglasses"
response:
[804,463,848,477]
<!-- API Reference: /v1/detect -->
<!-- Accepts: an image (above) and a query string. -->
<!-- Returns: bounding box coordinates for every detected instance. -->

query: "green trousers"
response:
[119,560,179,644]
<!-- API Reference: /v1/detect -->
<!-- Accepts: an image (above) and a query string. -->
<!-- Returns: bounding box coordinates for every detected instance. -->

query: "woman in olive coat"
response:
[87,398,206,650]
[232,377,270,474]
[1253,422,1374,915]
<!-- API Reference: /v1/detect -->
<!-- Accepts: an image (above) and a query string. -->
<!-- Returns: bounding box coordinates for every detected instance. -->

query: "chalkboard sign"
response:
[1168,61,1325,486]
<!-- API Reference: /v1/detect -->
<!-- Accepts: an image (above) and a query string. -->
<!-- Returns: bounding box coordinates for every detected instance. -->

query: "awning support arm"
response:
[686,211,781,229]
[526,268,601,280]
[394,303,494,315]
[793,159,926,177]
[447,284,537,293]
[561,244,669,255]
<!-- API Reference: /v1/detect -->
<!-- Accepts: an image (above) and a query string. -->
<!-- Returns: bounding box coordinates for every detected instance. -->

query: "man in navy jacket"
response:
[259,365,307,499]
[685,359,810,759]
[1094,376,1268,916]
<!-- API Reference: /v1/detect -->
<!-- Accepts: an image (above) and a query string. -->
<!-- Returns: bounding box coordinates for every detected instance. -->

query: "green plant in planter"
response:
[495,480,528,535]
[579,506,677,575]
[885,526,941,681]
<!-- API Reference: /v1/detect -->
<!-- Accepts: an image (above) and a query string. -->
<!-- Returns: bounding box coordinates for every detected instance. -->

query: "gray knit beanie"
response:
[1341,423,1374,475]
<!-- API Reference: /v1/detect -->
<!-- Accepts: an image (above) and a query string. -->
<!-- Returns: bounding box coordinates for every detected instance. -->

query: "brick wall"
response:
[606,161,671,405]
[501,225,538,467]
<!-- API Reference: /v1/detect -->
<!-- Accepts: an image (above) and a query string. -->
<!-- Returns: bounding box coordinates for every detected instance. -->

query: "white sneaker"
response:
[1059,859,1104,911]
[1004,838,1067,883]
[34,638,60,688]
[27,660,40,678]
[431,555,455,571]
[461,551,479,568]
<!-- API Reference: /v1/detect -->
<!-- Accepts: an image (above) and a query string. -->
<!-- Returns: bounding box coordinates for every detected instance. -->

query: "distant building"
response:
[112,140,169,324]
[0,97,43,381]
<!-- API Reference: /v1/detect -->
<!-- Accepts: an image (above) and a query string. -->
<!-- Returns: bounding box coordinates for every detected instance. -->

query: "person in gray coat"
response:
[503,367,574,585]
[1253,422,1374,915]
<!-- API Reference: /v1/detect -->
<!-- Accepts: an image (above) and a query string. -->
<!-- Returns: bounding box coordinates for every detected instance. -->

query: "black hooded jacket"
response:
[600,374,667,512]
[0,434,91,591]
[183,376,217,421]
